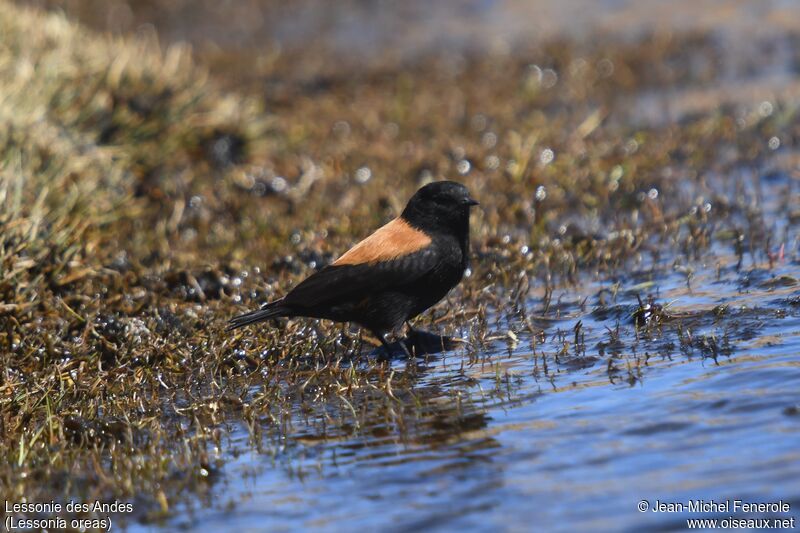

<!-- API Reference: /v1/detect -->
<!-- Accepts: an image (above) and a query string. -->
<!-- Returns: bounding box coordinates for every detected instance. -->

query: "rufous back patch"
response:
[333,218,431,266]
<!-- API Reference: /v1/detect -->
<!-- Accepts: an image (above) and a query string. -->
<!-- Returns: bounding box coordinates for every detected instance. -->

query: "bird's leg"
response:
[403,321,419,356]
[355,328,364,355]
[380,332,412,357]
[379,333,392,351]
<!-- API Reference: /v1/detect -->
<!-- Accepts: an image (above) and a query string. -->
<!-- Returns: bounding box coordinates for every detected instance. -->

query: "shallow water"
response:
[132,178,800,531]
[135,277,800,532]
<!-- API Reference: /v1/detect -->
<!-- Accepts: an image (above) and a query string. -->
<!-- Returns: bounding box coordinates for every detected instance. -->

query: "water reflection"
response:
[375,329,462,358]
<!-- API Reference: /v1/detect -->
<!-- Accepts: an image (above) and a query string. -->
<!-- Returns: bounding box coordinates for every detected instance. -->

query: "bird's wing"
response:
[282,217,437,309]
[284,246,440,310]
[332,217,432,266]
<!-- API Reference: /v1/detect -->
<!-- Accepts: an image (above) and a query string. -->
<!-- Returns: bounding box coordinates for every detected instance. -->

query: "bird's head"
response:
[401,181,478,234]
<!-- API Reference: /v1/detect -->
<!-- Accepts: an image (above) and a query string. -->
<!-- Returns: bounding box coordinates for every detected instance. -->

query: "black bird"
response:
[227,181,479,351]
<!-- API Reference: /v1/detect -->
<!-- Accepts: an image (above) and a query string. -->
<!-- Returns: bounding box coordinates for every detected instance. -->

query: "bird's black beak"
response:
[464,197,480,207]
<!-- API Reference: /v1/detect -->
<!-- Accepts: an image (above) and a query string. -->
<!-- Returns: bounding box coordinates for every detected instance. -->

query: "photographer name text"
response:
[649,499,790,514]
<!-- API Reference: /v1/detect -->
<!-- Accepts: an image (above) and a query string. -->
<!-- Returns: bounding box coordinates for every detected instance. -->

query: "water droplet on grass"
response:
[355,166,372,183]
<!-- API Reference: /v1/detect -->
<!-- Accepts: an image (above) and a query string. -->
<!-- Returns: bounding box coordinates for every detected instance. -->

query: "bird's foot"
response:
[379,333,412,357]
[374,329,462,358]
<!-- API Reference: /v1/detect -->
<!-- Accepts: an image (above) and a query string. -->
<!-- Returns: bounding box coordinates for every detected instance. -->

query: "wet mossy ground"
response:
[1,1,798,527]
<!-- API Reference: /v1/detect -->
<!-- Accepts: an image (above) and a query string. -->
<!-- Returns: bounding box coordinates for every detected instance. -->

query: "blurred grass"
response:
[0,1,268,291]
[0,2,273,519]
[0,0,798,525]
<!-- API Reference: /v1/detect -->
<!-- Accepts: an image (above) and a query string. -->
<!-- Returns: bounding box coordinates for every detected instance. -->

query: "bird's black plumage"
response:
[227,181,478,349]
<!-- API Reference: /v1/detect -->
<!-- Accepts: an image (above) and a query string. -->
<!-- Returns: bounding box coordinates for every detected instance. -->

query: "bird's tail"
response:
[226,300,290,331]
